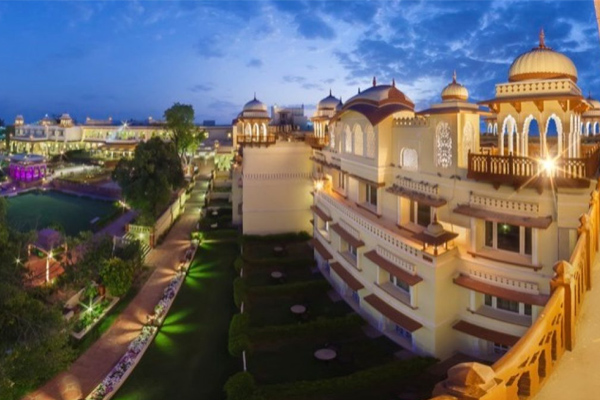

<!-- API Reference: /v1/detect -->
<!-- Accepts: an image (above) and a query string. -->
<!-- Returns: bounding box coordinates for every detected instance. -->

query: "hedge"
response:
[224,372,262,400]
[242,231,311,244]
[250,314,363,343]
[241,256,315,268]
[249,280,329,297]
[258,357,437,399]
[228,313,252,356]
[234,256,244,273]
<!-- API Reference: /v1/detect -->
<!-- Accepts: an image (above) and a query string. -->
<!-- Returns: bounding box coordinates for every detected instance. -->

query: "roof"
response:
[33,228,64,253]
[330,223,364,248]
[309,238,333,260]
[364,250,422,286]
[311,205,332,222]
[364,294,422,332]
[453,204,553,229]
[453,320,520,347]
[386,184,447,208]
[330,262,364,291]
[453,274,549,306]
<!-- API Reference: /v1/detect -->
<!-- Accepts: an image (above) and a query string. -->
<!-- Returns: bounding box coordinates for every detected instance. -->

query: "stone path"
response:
[22,180,207,400]
[535,254,600,400]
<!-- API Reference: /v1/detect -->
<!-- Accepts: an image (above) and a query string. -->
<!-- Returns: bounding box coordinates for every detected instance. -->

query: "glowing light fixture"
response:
[314,180,324,191]
[540,158,556,174]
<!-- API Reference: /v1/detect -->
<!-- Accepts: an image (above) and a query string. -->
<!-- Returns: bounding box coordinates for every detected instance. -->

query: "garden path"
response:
[22,178,207,400]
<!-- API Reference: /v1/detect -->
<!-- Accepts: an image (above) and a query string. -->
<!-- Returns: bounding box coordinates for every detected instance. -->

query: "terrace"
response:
[236,134,277,147]
[467,144,600,191]
[305,134,330,150]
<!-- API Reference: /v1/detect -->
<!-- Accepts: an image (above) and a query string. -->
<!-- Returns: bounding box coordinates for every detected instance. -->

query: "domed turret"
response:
[587,93,600,110]
[441,71,469,102]
[317,90,340,111]
[243,94,268,112]
[508,29,578,83]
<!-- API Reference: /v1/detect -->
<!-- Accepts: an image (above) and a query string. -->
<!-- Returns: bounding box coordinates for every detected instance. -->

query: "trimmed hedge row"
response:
[249,280,329,297]
[251,314,363,343]
[228,313,252,357]
[258,357,437,399]
[241,255,315,268]
[242,231,311,244]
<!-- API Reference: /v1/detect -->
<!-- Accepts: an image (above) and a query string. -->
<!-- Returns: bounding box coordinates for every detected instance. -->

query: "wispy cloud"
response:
[190,84,213,93]
[247,58,263,68]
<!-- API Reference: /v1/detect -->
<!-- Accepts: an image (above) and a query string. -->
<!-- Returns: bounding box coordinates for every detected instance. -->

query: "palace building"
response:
[234,30,600,360]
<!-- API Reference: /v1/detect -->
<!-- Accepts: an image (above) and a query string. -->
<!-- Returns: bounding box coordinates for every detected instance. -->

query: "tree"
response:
[164,103,207,171]
[100,258,134,297]
[113,137,184,223]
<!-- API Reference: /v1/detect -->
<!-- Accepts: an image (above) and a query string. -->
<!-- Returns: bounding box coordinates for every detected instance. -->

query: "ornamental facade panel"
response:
[435,122,453,168]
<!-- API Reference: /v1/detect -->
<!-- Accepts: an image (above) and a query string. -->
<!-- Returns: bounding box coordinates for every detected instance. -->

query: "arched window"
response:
[244,123,251,136]
[344,125,352,153]
[365,125,376,158]
[435,122,452,168]
[461,122,474,168]
[353,124,364,156]
[329,123,335,150]
[522,115,540,157]
[544,114,563,157]
[401,148,418,170]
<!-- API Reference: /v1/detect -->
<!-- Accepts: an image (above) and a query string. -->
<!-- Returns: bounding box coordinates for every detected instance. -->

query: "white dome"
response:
[441,72,469,102]
[508,30,578,83]
[317,90,341,110]
[243,96,267,112]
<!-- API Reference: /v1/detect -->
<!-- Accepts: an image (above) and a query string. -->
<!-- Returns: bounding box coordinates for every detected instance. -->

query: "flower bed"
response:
[87,325,158,400]
[71,297,120,340]
[85,244,198,400]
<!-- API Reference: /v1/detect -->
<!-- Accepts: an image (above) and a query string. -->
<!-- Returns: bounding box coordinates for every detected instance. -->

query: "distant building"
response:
[203,120,216,126]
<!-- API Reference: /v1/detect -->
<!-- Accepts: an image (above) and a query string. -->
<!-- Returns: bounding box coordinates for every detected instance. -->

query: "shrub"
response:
[228,313,251,357]
[251,314,363,343]
[249,280,329,297]
[100,258,134,297]
[224,372,257,400]
[233,277,248,308]
[233,256,244,273]
[258,357,437,399]
[242,231,310,244]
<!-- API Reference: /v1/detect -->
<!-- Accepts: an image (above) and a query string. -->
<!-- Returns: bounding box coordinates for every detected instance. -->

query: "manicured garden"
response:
[226,233,438,400]
[113,234,240,400]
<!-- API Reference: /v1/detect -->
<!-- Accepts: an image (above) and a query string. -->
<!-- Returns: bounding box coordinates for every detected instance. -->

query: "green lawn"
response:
[113,240,240,400]
[250,331,400,385]
[6,190,116,236]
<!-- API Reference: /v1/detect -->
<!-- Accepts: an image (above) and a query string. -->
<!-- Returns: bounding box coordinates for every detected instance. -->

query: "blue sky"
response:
[0,0,598,124]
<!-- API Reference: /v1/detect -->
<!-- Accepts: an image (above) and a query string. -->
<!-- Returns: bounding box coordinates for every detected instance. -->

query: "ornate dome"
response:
[317,90,341,110]
[587,94,600,110]
[243,95,268,112]
[441,71,469,102]
[508,29,578,83]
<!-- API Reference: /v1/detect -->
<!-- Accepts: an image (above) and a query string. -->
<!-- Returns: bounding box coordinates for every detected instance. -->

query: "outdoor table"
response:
[290,304,307,314]
[212,211,218,216]
[271,271,284,279]
[314,348,337,361]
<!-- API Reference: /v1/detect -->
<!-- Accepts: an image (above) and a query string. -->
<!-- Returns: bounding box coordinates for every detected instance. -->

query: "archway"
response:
[461,122,474,167]
[261,123,267,139]
[543,115,562,158]
[365,125,376,158]
[501,115,517,155]
[594,122,599,136]
[344,125,352,153]
[586,122,592,137]
[522,115,540,157]
[353,124,364,156]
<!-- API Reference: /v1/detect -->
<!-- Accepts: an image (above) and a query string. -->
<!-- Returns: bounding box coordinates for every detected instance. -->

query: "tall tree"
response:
[113,137,184,224]
[164,103,206,171]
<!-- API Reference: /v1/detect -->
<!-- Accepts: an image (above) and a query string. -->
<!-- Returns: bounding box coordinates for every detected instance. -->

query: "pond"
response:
[5,190,116,236]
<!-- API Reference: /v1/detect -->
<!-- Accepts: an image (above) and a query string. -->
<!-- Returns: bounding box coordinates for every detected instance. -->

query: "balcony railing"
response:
[467,146,600,190]
[236,134,277,147]
[305,134,330,150]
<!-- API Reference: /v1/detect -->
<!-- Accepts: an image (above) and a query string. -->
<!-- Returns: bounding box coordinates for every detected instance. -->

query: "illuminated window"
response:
[485,221,532,255]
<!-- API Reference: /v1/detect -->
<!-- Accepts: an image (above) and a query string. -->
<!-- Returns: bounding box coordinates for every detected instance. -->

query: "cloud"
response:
[195,36,225,58]
[282,75,306,84]
[208,99,238,110]
[47,46,92,61]
[294,13,335,40]
[190,84,213,93]
[302,82,323,91]
[246,58,263,68]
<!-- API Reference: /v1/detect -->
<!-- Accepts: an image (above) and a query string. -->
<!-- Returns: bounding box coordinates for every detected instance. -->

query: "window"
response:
[484,295,533,318]
[494,343,510,355]
[338,171,346,191]
[392,275,410,293]
[348,244,357,260]
[401,148,418,170]
[395,325,413,342]
[366,184,378,207]
[485,222,532,255]
[435,122,453,168]
[410,201,431,227]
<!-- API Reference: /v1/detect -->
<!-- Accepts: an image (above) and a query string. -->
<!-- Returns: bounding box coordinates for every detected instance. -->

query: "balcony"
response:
[236,134,277,147]
[467,147,600,191]
[305,134,330,150]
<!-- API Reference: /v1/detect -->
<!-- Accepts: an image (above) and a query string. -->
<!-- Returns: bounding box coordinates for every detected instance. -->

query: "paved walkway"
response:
[22,180,207,400]
[535,253,600,400]
[96,209,137,238]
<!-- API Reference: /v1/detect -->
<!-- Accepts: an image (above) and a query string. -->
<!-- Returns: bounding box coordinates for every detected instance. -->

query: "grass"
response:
[248,290,352,328]
[113,239,240,400]
[250,331,400,385]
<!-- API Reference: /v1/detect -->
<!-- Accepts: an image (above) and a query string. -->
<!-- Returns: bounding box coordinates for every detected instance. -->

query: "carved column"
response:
[550,260,576,350]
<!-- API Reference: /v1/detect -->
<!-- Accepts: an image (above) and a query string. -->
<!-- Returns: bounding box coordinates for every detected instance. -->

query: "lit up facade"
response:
[305,31,599,360]
[8,153,47,182]
[230,30,600,360]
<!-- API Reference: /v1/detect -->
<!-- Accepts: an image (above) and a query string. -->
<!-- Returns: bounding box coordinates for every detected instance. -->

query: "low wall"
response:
[431,182,600,400]
[51,179,121,200]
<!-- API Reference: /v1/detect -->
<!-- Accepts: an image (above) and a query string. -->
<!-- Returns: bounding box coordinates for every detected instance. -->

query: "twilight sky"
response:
[0,0,598,124]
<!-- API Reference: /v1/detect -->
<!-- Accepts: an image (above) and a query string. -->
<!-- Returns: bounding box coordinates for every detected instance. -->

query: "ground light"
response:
[540,157,556,174]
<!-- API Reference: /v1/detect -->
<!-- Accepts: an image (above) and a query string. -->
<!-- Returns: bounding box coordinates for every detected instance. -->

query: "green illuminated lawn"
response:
[113,240,239,400]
